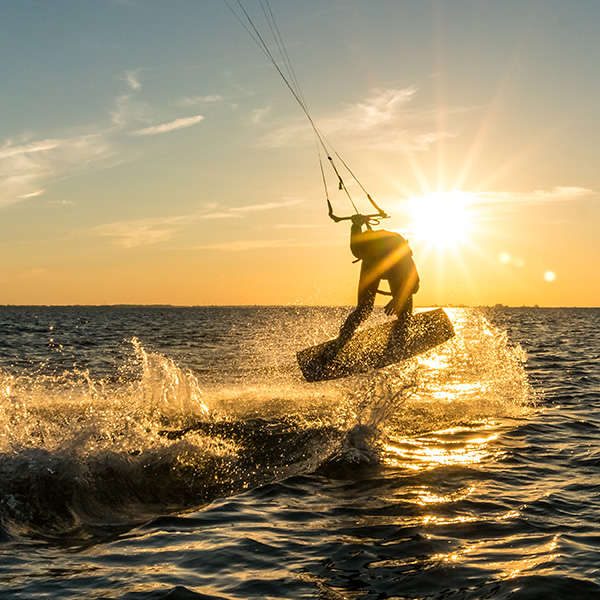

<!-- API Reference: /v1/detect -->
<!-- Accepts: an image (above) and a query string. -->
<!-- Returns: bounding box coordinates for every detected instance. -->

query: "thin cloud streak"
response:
[95,211,214,248]
[193,239,327,252]
[274,223,324,229]
[95,219,176,248]
[179,94,226,106]
[196,239,294,252]
[231,199,302,212]
[95,200,303,248]
[0,139,64,159]
[132,115,205,136]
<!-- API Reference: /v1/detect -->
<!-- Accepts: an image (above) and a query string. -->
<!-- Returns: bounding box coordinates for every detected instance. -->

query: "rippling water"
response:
[0,306,598,599]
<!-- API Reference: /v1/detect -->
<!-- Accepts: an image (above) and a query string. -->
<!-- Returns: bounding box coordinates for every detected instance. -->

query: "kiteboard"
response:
[297,308,455,382]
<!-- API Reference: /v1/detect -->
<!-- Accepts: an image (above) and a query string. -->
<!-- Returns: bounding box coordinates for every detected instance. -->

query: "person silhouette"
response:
[338,214,420,344]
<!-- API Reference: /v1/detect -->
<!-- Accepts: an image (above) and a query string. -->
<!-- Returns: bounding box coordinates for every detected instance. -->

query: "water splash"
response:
[0,342,234,538]
[378,309,534,436]
[0,310,533,539]
[133,338,209,423]
[327,309,534,467]
[0,340,349,539]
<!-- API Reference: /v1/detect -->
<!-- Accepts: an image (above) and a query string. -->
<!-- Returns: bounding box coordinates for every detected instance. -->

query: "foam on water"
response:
[0,309,533,540]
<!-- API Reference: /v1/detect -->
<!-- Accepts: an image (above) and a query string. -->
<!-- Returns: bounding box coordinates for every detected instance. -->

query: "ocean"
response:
[0,305,598,599]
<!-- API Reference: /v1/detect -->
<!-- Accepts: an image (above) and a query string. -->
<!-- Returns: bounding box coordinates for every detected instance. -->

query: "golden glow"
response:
[417,486,475,505]
[408,190,474,250]
[416,355,450,370]
[383,433,494,470]
[420,529,560,577]
[383,416,503,471]
[494,533,561,579]
[423,515,478,527]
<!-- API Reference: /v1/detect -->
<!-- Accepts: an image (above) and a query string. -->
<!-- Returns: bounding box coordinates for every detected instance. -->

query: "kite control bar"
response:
[327,200,389,225]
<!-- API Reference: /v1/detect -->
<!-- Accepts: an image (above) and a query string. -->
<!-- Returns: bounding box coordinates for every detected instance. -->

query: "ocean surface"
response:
[0,305,598,599]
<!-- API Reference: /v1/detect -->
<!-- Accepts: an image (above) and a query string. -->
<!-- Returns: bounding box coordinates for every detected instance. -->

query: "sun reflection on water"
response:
[429,533,561,580]
[423,514,478,527]
[362,308,541,585]
[383,426,500,470]
[417,485,475,505]
[382,307,531,472]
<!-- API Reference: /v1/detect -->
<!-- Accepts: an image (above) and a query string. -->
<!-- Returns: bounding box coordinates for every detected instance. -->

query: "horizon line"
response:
[0,303,598,309]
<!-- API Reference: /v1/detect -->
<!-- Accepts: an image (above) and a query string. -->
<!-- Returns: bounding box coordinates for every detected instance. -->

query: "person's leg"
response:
[395,294,413,328]
[339,266,379,343]
[387,274,414,325]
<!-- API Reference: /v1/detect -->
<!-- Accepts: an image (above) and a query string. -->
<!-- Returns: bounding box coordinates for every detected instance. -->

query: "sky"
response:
[1,0,599,307]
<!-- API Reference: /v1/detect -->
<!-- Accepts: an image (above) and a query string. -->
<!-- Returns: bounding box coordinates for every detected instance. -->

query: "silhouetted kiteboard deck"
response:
[297,308,455,382]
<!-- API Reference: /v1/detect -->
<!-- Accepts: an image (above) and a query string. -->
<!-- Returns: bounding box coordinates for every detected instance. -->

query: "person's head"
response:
[351,214,375,228]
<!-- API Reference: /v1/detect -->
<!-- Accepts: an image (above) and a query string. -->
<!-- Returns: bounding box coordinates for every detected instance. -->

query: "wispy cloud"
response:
[112,70,152,127]
[94,209,215,248]
[124,69,143,91]
[95,217,182,248]
[0,68,216,207]
[0,135,113,207]
[131,115,205,136]
[179,94,226,107]
[195,239,294,252]
[258,85,455,151]
[247,106,272,125]
[193,239,325,252]
[113,69,208,136]
[337,86,419,131]
[274,223,324,229]
[231,199,302,212]
[94,199,303,248]
[0,139,63,159]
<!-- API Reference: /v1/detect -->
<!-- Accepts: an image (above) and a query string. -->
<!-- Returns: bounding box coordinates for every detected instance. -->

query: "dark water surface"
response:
[0,306,598,599]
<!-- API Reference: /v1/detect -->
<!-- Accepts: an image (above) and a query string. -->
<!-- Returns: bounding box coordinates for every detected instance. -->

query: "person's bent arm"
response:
[349,214,370,260]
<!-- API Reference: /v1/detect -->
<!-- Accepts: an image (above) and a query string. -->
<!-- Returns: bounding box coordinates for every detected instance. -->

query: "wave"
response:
[0,309,533,541]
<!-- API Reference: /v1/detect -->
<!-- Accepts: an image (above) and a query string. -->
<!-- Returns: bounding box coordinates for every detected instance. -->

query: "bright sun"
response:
[408,190,473,249]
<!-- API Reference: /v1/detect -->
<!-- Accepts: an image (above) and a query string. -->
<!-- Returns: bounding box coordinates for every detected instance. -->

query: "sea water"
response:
[0,306,598,599]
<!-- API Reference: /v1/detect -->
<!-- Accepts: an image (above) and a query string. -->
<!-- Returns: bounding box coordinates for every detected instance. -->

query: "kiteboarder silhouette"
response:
[226,0,453,381]
[338,214,420,345]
